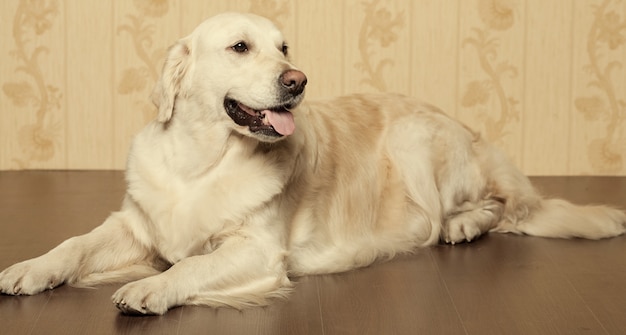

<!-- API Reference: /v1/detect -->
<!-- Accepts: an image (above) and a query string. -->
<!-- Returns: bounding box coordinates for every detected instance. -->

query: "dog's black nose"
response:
[279,70,307,96]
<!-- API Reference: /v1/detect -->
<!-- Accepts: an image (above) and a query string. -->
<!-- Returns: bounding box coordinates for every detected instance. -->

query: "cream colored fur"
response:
[1,13,625,315]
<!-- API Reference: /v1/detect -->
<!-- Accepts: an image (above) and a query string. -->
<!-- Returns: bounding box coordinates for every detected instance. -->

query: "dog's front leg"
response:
[111,229,289,315]
[0,205,152,295]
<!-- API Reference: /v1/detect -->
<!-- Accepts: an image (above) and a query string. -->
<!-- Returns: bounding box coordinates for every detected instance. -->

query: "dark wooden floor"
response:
[1,171,626,335]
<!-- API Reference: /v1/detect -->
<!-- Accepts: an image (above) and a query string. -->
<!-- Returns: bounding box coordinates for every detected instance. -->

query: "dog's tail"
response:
[496,198,626,239]
[484,149,626,240]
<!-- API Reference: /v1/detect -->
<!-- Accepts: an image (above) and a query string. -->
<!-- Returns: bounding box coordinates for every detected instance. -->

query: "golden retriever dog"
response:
[1,13,625,315]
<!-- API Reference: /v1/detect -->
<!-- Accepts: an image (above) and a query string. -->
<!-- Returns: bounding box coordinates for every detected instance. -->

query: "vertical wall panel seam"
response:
[407,0,413,96]
[63,1,69,169]
[111,0,116,169]
[179,1,183,46]
[521,0,529,173]
[454,0,461,119]
[454,0,460,119]
[567,0,576,175]
[341,0,346,95]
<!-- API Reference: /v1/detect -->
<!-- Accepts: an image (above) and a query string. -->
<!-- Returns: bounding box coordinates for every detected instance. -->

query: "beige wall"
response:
[1,0,625,175]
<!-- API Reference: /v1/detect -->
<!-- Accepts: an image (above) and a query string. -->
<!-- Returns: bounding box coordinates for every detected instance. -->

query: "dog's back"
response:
[286,94,626,275]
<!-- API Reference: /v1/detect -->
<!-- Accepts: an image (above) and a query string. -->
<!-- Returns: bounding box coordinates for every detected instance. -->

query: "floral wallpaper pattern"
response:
[3,0,62,168]
[1,0,625,174]
[249,0,290,29]
[355,0,404,92]
[117,0,170,121]
[574,0,626,174]
[461,0,520,143]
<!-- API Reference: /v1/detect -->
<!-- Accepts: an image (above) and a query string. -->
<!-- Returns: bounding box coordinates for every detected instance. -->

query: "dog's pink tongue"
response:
[263,110,295,136]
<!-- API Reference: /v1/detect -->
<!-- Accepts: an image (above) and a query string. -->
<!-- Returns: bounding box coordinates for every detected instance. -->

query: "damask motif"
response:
[355,0,404,92]
[574,0,625,173]
[249,0,290,29]
[477,0,516,31]
[117,0,170,120]
[461,0,519,143]
[134,0,168,17]
[2,0,62,168]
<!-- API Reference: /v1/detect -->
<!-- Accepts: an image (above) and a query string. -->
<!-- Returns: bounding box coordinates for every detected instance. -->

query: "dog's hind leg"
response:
[0,198,156,295]
[442,198,505,244]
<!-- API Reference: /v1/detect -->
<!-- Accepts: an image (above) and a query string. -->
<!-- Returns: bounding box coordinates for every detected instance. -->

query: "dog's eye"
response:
[231,42,248,53]
[281,43,288,56]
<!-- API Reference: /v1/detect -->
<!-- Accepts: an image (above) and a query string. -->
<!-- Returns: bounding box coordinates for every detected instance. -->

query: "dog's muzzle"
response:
[224,70,307,138]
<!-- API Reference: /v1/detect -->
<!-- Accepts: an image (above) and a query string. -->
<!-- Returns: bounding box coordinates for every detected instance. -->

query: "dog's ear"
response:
[152,39,192,123]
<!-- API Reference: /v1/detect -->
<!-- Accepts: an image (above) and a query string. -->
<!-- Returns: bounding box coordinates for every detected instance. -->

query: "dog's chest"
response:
[130,146,290,263]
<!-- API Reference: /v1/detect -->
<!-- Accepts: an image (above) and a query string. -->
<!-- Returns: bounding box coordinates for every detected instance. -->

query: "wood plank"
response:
[431,235,607,334]
[178,276,323,335]
[317,251,466,335]
[0,291,52,335]
[534,237,626,335]
[1,172,626,334]
[30,285,181,335]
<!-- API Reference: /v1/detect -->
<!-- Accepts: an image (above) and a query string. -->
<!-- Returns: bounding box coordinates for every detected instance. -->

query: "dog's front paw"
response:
[112,277,173,315]
[0,259,64,295]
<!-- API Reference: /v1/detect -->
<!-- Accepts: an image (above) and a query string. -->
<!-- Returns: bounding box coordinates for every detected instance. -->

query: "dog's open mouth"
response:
[224,98,295,137]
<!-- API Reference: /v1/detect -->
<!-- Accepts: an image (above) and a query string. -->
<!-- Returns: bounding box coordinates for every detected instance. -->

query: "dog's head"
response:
[151,12,307,143]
